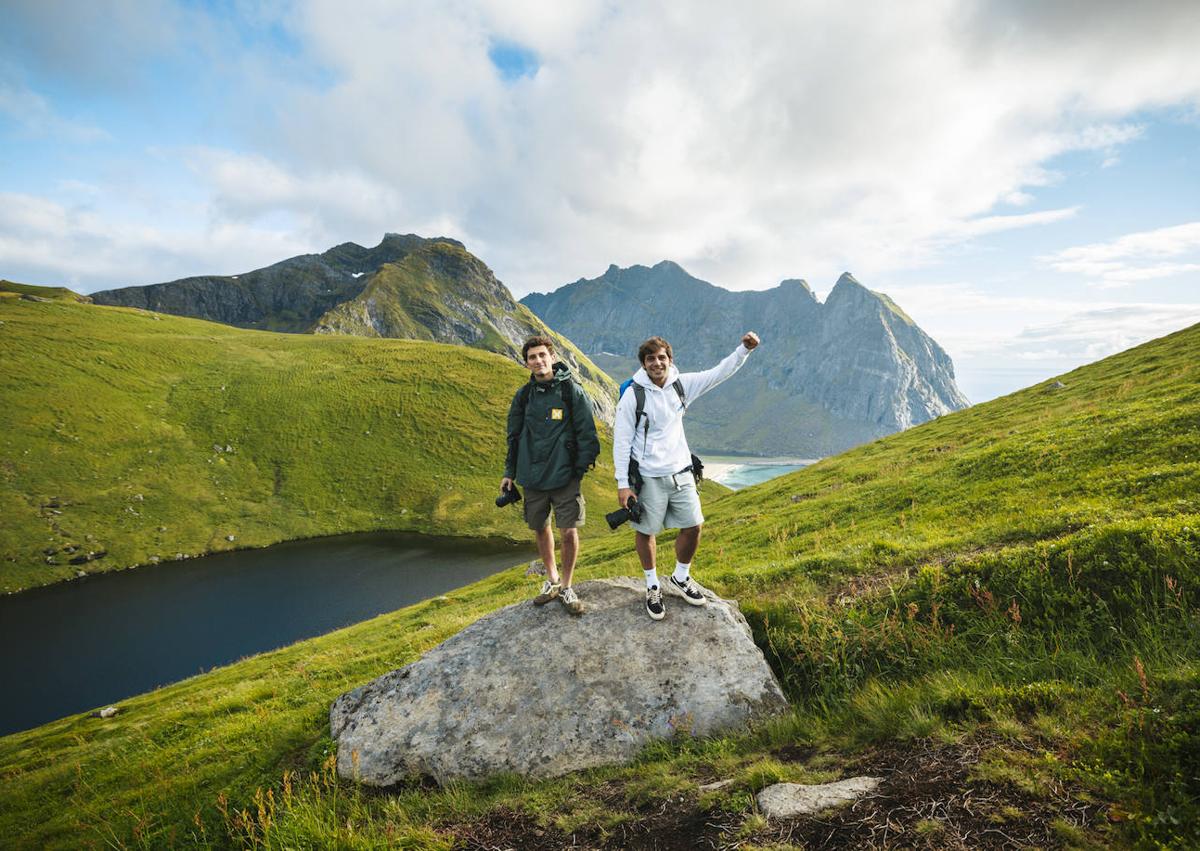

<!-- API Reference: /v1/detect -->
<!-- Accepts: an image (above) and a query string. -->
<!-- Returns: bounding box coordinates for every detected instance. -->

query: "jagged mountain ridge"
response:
[91,235,616,422]
[92,233,441,332]
[520,262,969,456]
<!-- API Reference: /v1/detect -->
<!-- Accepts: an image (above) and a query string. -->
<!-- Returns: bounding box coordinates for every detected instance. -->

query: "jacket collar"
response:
[531,360,572,391]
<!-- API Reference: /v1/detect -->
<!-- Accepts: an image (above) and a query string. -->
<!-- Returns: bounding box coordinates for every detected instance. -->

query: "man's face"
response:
[525,345,554,380]
[642,346,672,385]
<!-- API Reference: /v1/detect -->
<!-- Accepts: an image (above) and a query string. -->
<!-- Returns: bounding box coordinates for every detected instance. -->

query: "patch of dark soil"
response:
[454,787,726,851]
[771,742,818,764]
[824,543,1032,606]
[453,806,573,851]
[827,569,910,605]
[744,734,1102,849]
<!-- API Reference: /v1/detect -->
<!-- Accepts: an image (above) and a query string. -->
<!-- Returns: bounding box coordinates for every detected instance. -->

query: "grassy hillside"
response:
[312,242,619,423]
[1,279,91,303]
[0,289,624,594]
[2,319,1198,848]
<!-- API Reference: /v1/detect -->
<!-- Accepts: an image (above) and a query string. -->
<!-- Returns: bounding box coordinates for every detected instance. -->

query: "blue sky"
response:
[2,0,1200,402]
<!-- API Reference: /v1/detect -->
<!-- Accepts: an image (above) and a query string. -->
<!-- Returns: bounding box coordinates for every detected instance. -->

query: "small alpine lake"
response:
[0,531,531,737]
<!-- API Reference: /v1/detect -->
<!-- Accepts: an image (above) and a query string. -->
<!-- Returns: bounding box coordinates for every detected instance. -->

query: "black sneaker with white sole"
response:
[668,574,707,606]
[645,585,665,620]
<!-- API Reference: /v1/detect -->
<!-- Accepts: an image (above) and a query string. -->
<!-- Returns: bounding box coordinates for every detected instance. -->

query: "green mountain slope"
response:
[1,279,91,303]
[0,287,619,594]
[311,241,617,421]
[3,321,1199,848]
[91,235,619,423]
[89,233,443,332]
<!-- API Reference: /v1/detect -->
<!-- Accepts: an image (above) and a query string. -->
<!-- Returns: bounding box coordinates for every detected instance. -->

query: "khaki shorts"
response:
[524,478,586,530]
[630,471,704,536]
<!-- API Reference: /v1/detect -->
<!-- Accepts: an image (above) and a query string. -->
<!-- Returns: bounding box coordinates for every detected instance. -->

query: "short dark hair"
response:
[638,336,673,364]
[522,335,556,361]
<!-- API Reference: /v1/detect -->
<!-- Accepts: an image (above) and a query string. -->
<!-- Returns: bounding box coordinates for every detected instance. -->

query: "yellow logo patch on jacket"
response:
[550,408,564,420]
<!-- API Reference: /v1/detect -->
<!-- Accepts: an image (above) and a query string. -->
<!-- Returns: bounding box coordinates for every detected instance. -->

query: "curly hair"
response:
[521,335,556,361]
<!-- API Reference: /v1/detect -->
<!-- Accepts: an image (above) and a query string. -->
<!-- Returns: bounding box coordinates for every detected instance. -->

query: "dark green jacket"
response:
[504,362,600,491]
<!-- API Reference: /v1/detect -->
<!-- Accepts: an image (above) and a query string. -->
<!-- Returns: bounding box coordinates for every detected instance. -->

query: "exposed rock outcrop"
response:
[330,577,788,786]
[756,777,883,818]
[520,263,969,456]
[92,234,439,332]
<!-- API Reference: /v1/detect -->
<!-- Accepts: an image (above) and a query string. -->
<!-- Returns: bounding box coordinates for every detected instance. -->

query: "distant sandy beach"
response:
[703,455,819,490]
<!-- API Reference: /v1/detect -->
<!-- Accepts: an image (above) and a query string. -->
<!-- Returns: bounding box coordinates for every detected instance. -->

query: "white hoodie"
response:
[613,343,752,488]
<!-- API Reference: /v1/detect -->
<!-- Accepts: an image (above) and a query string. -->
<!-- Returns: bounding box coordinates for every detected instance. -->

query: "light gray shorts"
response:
[631,471,704,536]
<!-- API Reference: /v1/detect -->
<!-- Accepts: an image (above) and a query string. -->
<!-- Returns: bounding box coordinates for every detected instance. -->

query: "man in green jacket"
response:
[501,335,600,615]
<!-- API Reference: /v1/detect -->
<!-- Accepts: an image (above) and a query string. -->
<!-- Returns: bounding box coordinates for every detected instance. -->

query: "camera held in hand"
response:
[605,495,643,530]
[495,484,522,508]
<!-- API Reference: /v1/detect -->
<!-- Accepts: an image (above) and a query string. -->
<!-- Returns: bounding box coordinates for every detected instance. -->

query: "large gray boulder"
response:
[330,577,788,786]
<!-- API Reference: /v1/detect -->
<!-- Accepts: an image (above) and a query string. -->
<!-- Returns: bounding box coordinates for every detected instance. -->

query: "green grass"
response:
[0,289,628,593]
[2,297,1199,847]
[1,279,90,303]
[309,242,618,419]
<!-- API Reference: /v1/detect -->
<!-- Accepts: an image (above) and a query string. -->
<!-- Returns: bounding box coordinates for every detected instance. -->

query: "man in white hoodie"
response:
[614,332,759,619]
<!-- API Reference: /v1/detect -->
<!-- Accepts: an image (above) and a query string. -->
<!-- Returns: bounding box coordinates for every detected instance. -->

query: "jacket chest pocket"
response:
[529,403,565,462]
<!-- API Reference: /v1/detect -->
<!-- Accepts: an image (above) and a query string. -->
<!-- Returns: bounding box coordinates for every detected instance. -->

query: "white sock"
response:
[644,569,659,590]
[673,561,691,583]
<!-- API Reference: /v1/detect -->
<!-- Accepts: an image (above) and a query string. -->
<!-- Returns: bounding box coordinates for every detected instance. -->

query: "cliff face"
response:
[92,234,443,332]
[520,263,969,456]
[90,235,616,423]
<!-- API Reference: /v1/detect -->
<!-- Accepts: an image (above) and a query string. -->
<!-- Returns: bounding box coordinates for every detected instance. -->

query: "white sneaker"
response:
[533,580,560,605]
[559,586,584,615]
[645,585,666,620]
[668,574,707,606]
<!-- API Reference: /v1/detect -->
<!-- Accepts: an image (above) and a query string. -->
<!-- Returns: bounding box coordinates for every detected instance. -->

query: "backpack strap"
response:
[633,379,686,434]
[633,384,647,438]
[671,378,687,409]
[558,379,573,420]
[558,378,577,467]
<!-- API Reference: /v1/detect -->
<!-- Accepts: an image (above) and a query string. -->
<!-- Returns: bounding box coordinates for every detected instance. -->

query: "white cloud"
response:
[882,280,1200,366]
[5,1,1200,301]
[186,148,411,236]
[248,1,1200,294]
[956,207,1080,238]
[0,191,310,289]
[1007,304,1200,363]
[1040,221,1200,287]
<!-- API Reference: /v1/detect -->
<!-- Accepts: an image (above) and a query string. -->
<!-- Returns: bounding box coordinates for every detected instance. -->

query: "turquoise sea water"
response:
[719,463,809,489]
[703,455,816,490]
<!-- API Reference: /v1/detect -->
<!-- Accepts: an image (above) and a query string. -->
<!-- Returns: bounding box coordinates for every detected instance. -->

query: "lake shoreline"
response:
[4,525,530,598]
[0,529,536,736]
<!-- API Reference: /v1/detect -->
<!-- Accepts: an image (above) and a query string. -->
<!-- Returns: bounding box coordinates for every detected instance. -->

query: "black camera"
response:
[495,484,522,508]
[605,495,643,530]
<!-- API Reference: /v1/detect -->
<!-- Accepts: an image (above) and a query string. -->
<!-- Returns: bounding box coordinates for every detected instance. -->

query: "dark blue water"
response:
[0,532,530,737]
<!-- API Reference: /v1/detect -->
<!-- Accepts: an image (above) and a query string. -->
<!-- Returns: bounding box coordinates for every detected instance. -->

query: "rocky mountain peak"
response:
[519,261,969,456]
[778,278,817,301]
[826,271,867,298]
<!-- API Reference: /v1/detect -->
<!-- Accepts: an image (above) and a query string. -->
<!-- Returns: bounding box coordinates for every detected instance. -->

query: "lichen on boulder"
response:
[331,577,788,785]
